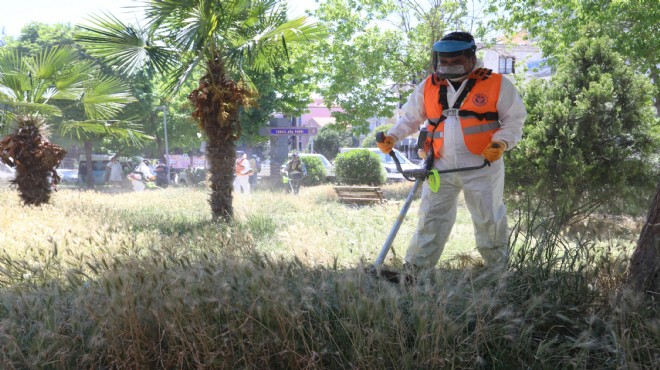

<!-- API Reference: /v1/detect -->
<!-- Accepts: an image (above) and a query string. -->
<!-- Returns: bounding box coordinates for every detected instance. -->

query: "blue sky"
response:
[1,0,316,38]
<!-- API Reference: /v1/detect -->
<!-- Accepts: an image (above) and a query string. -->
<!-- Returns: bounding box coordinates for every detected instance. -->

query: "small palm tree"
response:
[77,0,325,221]
[0,115,66,205]
[0,46,145,192]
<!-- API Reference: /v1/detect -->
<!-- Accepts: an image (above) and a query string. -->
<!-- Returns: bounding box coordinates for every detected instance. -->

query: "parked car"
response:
[0,162,15,186]
[299,153,335,180]
[79,154,132,185]
[56,169,78,185]
[338,148,421,182]
[176,167,207,186]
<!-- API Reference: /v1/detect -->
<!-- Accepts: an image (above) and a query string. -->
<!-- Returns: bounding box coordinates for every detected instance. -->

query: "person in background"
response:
[248,154,260,189]
[155,160,168,187]
[284,153,306,195]
[106,156,124,187]
[135,159,155,181]
[78,160,87,186]
[234,151,251,194]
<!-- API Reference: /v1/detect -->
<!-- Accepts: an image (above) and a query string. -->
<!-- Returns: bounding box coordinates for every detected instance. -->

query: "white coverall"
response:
[388,61,527,268]
[233,157,251,194]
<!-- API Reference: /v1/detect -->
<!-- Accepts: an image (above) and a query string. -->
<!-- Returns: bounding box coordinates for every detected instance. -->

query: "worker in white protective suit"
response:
[377,31,527,270]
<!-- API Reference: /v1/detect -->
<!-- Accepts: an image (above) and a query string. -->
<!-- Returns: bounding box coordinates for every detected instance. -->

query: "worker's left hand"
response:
[482,140,507,162]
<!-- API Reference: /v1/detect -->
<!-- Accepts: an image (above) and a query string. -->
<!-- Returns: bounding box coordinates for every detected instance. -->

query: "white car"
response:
[299,153,335,179]
[56,168,78,184]
[338,148,421,182]
[0,162,16,186]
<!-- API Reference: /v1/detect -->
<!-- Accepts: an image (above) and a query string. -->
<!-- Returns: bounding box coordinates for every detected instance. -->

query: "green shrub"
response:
[300,156,326,186]
[335,149,385,185]
[506,37,660,222]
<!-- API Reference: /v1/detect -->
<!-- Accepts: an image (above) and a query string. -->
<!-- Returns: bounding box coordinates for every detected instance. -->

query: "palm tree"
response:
[77,0,325,222]
[0,115,66,205]
[0,46,142,201]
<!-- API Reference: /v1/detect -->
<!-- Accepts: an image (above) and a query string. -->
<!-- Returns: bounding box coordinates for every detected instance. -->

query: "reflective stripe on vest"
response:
[463,121,501,135]
[423,69,502,158]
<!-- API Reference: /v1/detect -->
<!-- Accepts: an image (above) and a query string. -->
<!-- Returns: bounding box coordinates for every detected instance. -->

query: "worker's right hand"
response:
[376,134,396,154]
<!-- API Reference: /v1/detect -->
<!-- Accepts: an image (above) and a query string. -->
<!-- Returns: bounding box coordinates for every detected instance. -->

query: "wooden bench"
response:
[333,186,385,205]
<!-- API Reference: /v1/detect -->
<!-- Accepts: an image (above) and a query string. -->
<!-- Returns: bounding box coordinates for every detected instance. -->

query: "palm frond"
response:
[54,59,96,92]
[76,12,174,76]
[59,119,153,146]
[27,47,78,80]
[229,14,327,73]
[0,85,18,101]
[82,75,135,120]
[0,50,31,96]
[1,101,62,117]
[162,53,203,96]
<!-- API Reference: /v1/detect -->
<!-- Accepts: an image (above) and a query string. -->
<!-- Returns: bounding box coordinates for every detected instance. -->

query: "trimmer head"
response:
[367,265,416,286]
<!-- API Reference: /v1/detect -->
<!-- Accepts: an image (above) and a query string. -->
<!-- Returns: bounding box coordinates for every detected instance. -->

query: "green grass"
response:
[0,185,657,369]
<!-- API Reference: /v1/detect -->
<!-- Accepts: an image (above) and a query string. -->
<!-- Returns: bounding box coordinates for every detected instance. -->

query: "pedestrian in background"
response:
[234,151,251,194]
[248,154,260,189]
[106,156,124,187]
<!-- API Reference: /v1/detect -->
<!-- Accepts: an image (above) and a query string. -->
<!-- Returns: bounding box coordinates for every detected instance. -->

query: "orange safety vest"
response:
[423,68,502,158]
[235,158,248,176]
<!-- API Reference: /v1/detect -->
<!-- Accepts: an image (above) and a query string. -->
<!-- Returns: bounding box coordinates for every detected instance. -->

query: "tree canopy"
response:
[506,37,659,222]
[498,0,660,112]
[310,0,496,133]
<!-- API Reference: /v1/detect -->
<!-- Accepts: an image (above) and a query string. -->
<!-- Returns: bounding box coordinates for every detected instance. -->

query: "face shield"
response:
[435,64,471,80]
[432,39,477,80]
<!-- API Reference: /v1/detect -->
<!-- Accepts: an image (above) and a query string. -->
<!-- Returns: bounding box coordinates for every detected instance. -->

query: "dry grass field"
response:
[0,185,657,369]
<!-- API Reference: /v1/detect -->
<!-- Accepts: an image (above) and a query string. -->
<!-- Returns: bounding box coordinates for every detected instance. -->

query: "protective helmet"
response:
[432,31,477,80]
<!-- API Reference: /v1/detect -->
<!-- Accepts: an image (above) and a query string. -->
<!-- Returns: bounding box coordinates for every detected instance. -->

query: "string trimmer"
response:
[369,132,494,284]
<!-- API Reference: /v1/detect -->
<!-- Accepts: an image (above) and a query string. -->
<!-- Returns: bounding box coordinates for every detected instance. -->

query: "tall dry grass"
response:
[0,185,657,369]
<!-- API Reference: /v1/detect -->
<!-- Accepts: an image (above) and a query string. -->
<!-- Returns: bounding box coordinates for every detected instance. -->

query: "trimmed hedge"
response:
[300,156,326,186]
[335,150,385,186]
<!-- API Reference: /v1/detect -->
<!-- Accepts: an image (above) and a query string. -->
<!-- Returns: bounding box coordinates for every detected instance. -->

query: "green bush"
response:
[300,156,326,186]
[506,37,660,222]
[361,124,392,147]
[335,149,385,185]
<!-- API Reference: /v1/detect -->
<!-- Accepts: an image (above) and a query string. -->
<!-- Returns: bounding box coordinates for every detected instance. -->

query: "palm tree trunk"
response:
[189,56,251,222]
[206,123,236,222]
[627,180,660,293]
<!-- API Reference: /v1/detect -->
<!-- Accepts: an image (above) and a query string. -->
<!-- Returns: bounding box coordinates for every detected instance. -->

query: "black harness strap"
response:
[452,78,477,109]
[439,83,449,110]
[458,110,499,121]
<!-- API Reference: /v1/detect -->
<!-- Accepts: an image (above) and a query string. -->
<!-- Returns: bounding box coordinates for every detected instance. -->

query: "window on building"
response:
[499,56,515,74]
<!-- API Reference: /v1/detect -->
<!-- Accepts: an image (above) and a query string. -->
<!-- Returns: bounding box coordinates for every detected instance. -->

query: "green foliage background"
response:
[311,125,355,160]
[506,37,659,220]
[361,124,392,147]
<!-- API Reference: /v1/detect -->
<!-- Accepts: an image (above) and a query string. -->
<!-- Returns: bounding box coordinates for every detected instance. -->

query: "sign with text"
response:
[259,127,318,136]
[165,155,207,169]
